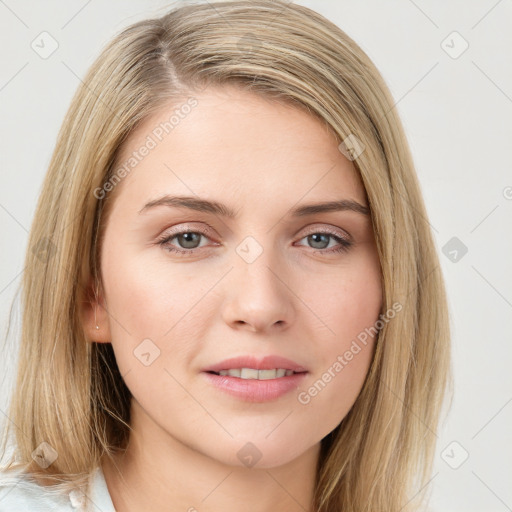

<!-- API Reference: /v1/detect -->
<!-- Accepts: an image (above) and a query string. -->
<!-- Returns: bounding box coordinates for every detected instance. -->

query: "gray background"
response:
[1,1,511,511]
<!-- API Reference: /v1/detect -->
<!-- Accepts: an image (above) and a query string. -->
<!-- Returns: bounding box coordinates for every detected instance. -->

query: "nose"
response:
[221,243,296,333]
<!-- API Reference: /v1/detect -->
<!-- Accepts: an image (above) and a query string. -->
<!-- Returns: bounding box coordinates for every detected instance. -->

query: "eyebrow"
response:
[138,195,370,217]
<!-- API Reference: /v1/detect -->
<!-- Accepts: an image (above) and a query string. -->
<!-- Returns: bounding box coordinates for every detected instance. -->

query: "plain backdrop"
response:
[1,1,511,511]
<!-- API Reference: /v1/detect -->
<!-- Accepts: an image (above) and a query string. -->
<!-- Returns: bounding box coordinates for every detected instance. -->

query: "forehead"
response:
[108,86,366,210]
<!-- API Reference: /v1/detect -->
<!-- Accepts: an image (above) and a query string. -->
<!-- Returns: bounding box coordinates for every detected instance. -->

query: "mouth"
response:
[201,355,308,402]
[206,368,304,380]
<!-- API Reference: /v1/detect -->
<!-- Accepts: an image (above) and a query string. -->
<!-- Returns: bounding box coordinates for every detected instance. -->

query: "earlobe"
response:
[80,277,112,343]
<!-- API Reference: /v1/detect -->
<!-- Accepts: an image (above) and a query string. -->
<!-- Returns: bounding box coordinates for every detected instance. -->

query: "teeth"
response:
[241,368,259,379]
[258,369,277,380]
[216,368,297,380]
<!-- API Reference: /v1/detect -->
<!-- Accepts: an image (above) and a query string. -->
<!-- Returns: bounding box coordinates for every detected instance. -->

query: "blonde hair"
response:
[0,1,451,510]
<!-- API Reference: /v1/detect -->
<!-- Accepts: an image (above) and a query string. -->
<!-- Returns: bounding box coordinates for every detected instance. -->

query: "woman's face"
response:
[92,86,382,468]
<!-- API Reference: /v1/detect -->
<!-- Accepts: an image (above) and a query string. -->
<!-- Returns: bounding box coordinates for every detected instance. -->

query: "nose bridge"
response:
[222,233,295,331]
[236,234,285,297]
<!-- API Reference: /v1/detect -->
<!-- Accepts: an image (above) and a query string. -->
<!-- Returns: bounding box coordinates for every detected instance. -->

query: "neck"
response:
[101,400,319,512]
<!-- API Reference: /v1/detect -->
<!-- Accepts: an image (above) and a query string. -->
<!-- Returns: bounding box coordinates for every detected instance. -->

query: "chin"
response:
[219,437,315,470]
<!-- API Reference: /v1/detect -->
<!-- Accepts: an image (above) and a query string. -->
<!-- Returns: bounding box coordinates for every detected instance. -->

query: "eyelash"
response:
[156,226,353,257]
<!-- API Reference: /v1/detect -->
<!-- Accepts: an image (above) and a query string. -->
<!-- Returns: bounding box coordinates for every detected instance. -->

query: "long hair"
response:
[0,1,451,510]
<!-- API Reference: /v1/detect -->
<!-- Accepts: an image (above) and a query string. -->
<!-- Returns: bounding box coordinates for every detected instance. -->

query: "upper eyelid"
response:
[161,222,216,238]
[300,224,351,239]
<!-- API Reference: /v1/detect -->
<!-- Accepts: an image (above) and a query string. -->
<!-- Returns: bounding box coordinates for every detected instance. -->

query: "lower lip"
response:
[202,372,308,402]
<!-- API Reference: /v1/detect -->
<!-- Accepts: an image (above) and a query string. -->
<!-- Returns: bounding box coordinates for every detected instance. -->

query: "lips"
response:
[202,355,308,374]
[201,355,308,402]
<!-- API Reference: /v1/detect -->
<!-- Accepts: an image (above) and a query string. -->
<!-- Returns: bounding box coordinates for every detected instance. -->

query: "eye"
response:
[295,229,352,254]
[156,226,353,257]
[156,227,215,256]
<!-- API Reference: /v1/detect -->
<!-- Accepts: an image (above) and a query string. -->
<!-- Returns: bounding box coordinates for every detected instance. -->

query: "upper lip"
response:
[202,355,308,373]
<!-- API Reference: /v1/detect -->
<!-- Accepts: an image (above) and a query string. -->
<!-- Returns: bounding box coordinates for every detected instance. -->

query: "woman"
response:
[0,1,451,511]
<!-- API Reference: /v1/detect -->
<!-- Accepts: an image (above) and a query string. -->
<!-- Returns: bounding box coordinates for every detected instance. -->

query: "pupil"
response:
[179,232,200,248]
[309,233,329,249]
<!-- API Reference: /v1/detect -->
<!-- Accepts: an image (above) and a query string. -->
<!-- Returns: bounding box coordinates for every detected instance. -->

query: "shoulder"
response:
[0,470,76,511]
[0,466,115,512]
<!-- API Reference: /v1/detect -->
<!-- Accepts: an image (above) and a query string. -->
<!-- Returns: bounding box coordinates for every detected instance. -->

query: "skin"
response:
[82,85,382,512]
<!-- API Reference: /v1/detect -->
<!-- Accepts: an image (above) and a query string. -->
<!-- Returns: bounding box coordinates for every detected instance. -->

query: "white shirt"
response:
[0,465,116,512]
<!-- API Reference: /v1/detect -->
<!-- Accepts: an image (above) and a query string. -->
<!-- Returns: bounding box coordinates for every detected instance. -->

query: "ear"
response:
[80,275,112,344]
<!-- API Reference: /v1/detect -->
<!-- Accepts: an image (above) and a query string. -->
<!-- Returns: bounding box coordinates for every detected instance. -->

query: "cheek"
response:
[102,242,213,337]
[100,253,210,416]
[100,241,214,384]
[294,251,381,429]
[307,246,382,349]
